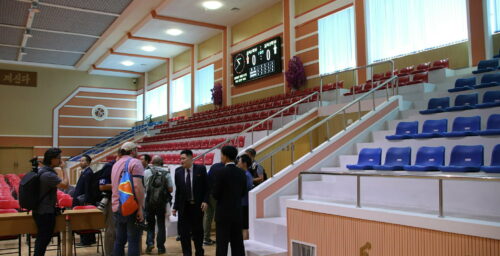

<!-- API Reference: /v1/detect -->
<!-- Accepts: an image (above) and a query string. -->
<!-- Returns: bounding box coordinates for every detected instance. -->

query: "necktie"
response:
[186,169,192,201]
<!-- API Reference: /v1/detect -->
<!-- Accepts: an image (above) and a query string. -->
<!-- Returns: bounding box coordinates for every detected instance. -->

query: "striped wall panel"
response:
[58,90,136,157]
[287,208,500,256]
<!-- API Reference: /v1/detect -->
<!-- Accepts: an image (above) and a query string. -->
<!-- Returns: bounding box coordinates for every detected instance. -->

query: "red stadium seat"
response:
[205,153,215,165]
[408,72,428,85]
[412,62,431,74]
[398,66,414,76]
[429,59,449,71]
[398,75,410,86]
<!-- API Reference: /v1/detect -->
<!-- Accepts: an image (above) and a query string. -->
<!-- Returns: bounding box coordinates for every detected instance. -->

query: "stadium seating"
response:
[477,114,500,136]
[346,148,382,170]
[385,121,419,140]
[448,77,476,92]
[428,59,449,71]
[411,62,431,74]
[445,93,478,112]
[472,59,499,74]
[419,97,450,114]
[442,116,481,137]
[439,145,483,172]
[403,146,445,171]
[476,91,500,108]
[481,144,500,173]
[473,73,500,89]
[411,119,448,139]
[373,147,411,170]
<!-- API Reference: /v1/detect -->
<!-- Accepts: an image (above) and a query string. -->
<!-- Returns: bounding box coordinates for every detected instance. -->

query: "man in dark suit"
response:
[173,150,208,256]
[73,154,96,246]
[213,146,247,256]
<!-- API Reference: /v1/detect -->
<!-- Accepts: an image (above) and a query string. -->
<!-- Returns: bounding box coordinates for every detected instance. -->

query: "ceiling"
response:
[0,0,281,78]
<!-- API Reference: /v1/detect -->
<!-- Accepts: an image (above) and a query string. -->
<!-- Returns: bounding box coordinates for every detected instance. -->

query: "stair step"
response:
[244,240,287,256]
[279,195,297,218]
[253,217,287,250]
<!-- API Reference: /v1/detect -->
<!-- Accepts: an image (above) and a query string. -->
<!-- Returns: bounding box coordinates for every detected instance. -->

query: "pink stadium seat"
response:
[0,209,17,214]
[58,197,73,208]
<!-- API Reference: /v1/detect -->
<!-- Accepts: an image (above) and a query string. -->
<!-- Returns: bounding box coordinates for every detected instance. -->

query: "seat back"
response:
[477,59,499,70]
[421,119,448,133]
[356,148,382,165]
[483,90,500,103]
[454,77,476,88]
[491,144,500,166]
[454,93,478,107]
[416,62,431,72]
[395,121,419,135]
[412,72,428,82]
[427,97,450,110]
[449,145,483,167]
[481,73,500,84]
[451,116,481,132]
[431,59,449,69]
[398,75,410,84]
[486,114,500,130]
[384,147,411,166]
[415,146,445,166]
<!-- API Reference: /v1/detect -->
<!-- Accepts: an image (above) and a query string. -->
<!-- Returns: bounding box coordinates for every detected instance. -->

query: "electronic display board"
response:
[232,36,282,85]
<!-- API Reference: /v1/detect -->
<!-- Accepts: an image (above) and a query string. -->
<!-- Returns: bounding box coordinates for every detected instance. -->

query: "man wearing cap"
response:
[111,142,145,256]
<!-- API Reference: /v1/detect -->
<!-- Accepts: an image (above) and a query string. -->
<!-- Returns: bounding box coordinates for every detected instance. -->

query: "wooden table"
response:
[0,209,105,256]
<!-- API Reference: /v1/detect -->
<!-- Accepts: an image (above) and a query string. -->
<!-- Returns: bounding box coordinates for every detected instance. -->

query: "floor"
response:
[0,232,217,256]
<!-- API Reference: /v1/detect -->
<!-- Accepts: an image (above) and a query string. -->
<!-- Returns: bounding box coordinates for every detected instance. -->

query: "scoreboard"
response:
[232,36,282,86]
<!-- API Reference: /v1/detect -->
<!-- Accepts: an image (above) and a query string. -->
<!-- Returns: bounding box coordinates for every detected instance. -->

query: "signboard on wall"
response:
[232,36,282,85]
[0,69,37,87]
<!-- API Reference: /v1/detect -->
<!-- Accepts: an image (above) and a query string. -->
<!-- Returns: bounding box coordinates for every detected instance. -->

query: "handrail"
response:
[256,75,399,173]
[192,91,321,161]
[298,171,500,218]
[319,60,395,105]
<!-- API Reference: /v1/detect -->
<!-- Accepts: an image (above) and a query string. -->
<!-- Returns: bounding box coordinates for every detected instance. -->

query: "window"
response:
[318,6,356,75]
[135,84,168,120]
[489,0,500,34]
[170,74,192,113]
[196,64,214,106]
[365,0,468,63]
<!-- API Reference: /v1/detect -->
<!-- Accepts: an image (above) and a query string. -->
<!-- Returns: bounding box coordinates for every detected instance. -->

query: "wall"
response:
[0,63,136,158]
[196,33,224,112]
[287,208,500,256]
[492,33,500,58]
[173,49,192,73]
[230,1,285,103]
[147,62,168,84]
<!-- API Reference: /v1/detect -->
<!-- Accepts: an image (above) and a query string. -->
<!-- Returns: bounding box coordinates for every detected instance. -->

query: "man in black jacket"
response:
[172,150,208,256]
[213,146,247,256]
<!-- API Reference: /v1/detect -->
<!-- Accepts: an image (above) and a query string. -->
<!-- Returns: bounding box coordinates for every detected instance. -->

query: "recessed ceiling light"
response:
[166,28,183,36]
[121,60,134,66]
[202,1,223,10]
[141,45,156,52]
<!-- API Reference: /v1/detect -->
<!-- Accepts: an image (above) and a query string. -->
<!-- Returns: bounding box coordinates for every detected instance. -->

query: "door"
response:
[0,147,34,174]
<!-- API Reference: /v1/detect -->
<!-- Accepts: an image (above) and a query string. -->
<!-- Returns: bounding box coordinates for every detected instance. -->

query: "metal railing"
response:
[298,171,500,218]
[319,60,396,105]
[256,74,399,176]
[192,91,321,162]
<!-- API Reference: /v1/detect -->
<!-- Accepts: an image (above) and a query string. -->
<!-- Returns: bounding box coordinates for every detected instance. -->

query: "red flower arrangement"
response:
[285,56,307,91]
[211,82,223,106]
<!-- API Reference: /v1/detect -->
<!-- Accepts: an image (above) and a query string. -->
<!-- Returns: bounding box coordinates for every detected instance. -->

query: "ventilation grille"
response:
[40,0,133,14]
[291,241,316,256]
[0,0,30,26]
[0,26,24,45]
[27,30,97,52]
[23,48,83,66]
[0,46,18,61]
[32,5,116,36]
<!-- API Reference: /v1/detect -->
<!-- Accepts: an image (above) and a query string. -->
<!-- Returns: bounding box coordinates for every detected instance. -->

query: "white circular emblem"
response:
[91,105,108,121]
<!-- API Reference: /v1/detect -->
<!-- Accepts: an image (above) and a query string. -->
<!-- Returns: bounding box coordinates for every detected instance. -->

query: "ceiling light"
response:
[121,60,134,66]
[166,28,183,36]
[203,1,223,10]
[141,45,156,52]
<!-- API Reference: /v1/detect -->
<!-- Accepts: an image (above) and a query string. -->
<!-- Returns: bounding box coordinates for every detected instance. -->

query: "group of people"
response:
[32,141,266,256]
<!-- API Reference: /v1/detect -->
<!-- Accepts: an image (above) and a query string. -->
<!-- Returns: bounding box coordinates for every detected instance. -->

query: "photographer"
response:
[98,151,120,256]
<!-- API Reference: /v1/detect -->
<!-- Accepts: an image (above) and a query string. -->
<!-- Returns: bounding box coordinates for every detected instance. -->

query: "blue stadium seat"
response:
[373,147,411,170]
[473,73,500,89]
[444,93,478,112]
[419,97,450,114]
[477,114,500,136]
[448,77,476,92]
[472,59,499,74]
[385,121,419,140]
[439,145,483,172]
[476,91,500,109]
[404,146,445,171]
[481,144,500,173]
[411,119,448,139]
[346,148,382,170]
[442,116,481,137]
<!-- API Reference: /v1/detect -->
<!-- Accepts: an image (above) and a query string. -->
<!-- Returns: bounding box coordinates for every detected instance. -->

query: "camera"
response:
[30,157,39,172]
[135,220,148,231]
[96,192,111,211]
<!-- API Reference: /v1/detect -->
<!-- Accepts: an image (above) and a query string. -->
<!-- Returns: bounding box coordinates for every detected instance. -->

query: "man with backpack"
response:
[244,148,268,186]
[144,155,173,254]
[21,148,69,256]
[111,142,145,256]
